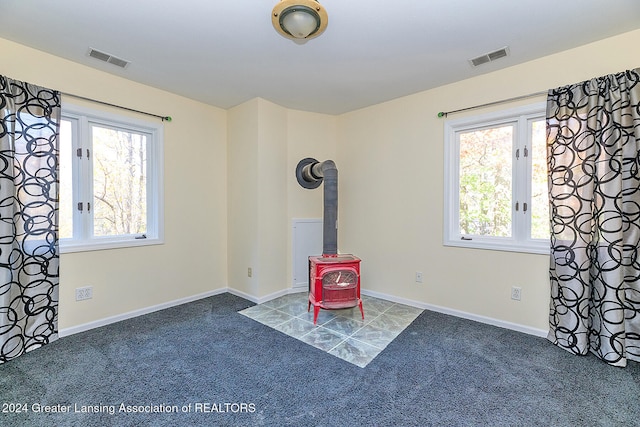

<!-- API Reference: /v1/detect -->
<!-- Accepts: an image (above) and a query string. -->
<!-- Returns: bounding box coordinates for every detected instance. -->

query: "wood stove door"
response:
[320,266,359,307]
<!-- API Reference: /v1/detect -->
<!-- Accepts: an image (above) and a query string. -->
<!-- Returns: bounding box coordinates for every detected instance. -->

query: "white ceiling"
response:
[1,0,639,115]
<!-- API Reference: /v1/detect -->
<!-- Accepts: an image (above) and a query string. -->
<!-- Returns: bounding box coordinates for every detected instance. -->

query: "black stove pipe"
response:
[296,158,338,256]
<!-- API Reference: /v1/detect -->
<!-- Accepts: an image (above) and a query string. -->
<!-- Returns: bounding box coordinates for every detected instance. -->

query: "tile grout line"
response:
[239,296,419,367]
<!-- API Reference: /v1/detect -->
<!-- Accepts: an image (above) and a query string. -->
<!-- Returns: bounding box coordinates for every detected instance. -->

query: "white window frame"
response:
[443,102,548,254]
[59,103,164,253]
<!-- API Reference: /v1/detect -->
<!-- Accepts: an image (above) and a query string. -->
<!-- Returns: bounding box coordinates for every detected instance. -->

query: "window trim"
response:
[443,102,548,255]
[59,103,164,253]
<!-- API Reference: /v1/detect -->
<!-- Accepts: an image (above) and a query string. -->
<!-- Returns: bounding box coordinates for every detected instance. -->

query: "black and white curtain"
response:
[547,68,640,367]
[0,76,60,363]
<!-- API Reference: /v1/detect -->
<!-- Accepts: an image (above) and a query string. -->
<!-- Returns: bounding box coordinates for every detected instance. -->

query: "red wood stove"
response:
[296,158,364,325]
[308,254,363,324]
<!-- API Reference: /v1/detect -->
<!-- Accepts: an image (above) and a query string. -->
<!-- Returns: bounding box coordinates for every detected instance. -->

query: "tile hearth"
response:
[239,292,423,367]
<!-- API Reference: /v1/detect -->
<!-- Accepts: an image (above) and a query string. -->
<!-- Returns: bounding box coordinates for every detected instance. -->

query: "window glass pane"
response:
[530,120,550,240]
[91,125,147,237]
[58,120,73,239]
[458,126,513,237]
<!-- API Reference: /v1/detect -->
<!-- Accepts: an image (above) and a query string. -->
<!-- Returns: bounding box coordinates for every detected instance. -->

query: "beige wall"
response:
[0,38,228,330]
[227,99,260,297]
[337,29,640,332]
[228,100,337,298]
[255,99,287,297]
[1,28,638,334]
[228,98,291,299]
[286,110,337,287]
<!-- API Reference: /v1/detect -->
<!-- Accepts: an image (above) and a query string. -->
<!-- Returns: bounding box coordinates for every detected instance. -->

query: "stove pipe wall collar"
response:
[295,158,338,256]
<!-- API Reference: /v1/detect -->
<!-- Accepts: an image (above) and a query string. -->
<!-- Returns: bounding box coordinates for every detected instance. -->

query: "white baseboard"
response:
[246,286,547,338]
[227,286,305,305]
[225,287,260,303]
[361,289,548,338]
[59,288,229,337]
[226,288,287,304]
[59,285,547,340]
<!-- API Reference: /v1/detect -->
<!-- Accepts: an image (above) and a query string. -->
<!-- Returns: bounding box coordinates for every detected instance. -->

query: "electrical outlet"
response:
[75,286,93,301]
[511,286,522,301]
[247,267,252,278]
[415,271,423,283]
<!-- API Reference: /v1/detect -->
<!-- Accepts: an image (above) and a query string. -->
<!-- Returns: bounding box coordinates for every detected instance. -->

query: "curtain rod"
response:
[437,90,548,118]
[61,92,172,122]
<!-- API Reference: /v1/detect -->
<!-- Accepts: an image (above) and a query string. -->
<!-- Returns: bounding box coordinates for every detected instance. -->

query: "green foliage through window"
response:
[92,126,147,237]
[459,126,513,237]
[444,103,550,254]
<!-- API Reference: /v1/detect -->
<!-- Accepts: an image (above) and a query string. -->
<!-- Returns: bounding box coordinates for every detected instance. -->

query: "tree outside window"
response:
[444,103,549,254]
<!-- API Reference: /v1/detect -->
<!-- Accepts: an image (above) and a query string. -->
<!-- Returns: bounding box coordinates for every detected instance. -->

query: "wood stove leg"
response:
[358,299,364,320]
[313,305,320,325]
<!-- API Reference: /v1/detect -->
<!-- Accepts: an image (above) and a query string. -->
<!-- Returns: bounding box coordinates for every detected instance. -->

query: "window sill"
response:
[443,238,549,255]
[60,237,164,254]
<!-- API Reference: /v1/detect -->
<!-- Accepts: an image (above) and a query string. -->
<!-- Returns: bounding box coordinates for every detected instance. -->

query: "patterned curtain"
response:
[0,76,60,363]
[547,68,640,367]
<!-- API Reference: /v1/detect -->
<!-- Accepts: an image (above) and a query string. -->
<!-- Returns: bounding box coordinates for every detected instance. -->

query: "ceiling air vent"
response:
[87,48,130,69]
[469,47,510,67]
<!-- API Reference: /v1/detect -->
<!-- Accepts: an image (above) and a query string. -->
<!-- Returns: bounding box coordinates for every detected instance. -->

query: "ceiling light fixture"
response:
[272,0,328,43]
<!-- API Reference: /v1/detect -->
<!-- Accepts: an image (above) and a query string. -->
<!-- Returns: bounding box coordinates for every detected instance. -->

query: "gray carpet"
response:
[1,293,638,426]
